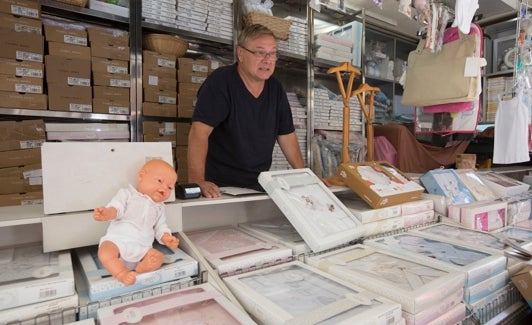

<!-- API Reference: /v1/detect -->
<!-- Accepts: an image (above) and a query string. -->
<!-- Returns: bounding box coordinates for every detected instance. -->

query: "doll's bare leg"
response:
[98,241,137,286]
[135,248,164,273]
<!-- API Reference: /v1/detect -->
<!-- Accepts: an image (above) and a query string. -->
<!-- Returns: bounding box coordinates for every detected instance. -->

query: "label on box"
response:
[157,58,175,68]
[67,77,91,87]
[11,5,39,18]
[15,83,41,93]
[16,50,42,62]
[107,65,128,74]
[158,95,176,104]
[15,23,40,33]
[109,106,129,114]
[69,103,92,112]
[16,67,43,78]
[64,35,87,46]
[110,79,131,88]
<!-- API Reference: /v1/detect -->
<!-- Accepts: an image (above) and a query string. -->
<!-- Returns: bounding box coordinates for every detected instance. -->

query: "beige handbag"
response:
[401,33,479,107]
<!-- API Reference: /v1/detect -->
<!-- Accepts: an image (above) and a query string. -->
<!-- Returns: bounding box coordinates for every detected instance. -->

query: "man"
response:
[187,24,305,198]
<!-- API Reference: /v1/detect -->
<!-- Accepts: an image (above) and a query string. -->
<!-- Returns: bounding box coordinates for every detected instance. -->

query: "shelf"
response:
[40,0,129,26]
[0,108,130,121]
[485,69,515,77]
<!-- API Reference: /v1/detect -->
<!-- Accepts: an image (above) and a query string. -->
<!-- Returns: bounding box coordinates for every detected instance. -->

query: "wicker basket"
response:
[243,11,292,41]
[53,0,88,7]
[143,33,189,58]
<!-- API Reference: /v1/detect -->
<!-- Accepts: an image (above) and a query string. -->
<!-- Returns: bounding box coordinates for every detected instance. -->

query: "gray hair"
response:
[238,24,276,47]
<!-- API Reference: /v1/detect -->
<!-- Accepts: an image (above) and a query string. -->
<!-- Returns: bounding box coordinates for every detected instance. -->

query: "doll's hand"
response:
[93,206,117,221]
[161,233,179,249]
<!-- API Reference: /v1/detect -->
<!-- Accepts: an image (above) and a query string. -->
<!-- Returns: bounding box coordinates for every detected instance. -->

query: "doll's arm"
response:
[160,232,179,249]
[94,206,118,221]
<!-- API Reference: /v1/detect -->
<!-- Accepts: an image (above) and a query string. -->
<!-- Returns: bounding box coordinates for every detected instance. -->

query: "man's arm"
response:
[187,121,221,198]
[277,132,305,169]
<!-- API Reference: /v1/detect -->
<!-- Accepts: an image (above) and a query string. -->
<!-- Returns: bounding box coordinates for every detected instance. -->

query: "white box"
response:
[305,244,465,314]
[420,193,451,216]
[0,243,75,310]
[97,283,257,325]
[238,217,311,256]
[88,0,129,17]
[460,201,507,231]
[363,216,405,237]
[464,270,509,304]
[223,261,404,325]
[75,244,198,301]
[412,222,527,276]
[425,302,466,325]
[337,192,402,223]
[363,232,507,287]
[400,199,434,216]
[492,226,532,245]
[186,226,293,277]
[0,292,78,324]
[259,168,365,253]
[401,288,463,325]
[402,210,437,228]
[456,169,498,201]
[478,171,530,198]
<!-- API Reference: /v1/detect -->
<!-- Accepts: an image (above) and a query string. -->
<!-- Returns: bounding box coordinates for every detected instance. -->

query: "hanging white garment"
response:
[452,0,479,34]
[493,93,530,164]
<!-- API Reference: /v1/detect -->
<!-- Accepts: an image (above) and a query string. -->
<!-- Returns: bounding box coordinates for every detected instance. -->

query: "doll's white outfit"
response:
[99,185,171,264]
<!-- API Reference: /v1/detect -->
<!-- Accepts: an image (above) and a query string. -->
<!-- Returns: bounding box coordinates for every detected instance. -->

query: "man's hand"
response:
[197,180,221,198]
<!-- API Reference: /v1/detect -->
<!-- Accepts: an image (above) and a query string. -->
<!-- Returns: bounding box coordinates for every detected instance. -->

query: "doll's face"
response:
[137,160,177,203]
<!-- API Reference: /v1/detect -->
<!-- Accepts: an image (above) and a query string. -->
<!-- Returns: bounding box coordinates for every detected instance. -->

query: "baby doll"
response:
[94,159,179,286]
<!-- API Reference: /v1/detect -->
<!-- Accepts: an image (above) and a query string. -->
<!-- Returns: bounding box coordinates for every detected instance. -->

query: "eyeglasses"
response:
[240,46,279,60]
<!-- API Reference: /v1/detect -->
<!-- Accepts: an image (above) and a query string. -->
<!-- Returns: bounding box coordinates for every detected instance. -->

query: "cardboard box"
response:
[86,25,129,46]
[142,121,176,136]
[143,87,176,104]
[0,12,41,33]
[45,55,91,86]
[177,57,209,73]
[177,70,207,84]
[90,42,129,61]
[0,57,43,78]
[142,72,177,91]
[0,175,41,194]
[92,72,131,88]
[143,50,176,68]
[460,201,507,231]
[337,161,425,209]
[93,85,129,99]
[91,97,130,115]
[143,63,175,78]
[91,56,128,74]
[0,90,46,109]
[176,122,190,146]
[0,190,42,206]
[142,102,177,117]
[177,93,196,118]
[336,192,402,223]
[143,133,176,146]
[0,30,43,62]
[0,0,40,19]
[178,81,201,96]
[0,147,40,168]
[0,163,41,178]
[511,265,532,308]
[0,73,42,93]
[456,169,498,201]
[0,119,45,151]
[47,41,91,60]
[43,22,87,46]
[47,83,92,112]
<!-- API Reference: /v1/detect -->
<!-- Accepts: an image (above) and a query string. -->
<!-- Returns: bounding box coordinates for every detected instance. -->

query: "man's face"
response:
[238,34,278,81]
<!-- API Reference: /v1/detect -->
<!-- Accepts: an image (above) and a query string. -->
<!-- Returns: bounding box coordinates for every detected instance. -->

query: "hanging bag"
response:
[401,32,478,106]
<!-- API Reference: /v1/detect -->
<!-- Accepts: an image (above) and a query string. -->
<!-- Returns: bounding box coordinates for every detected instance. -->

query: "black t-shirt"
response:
[192,63,295,190]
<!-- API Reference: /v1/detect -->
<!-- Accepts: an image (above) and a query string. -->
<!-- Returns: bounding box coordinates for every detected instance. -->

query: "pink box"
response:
[460,201,507,231]
[97,283,256,324]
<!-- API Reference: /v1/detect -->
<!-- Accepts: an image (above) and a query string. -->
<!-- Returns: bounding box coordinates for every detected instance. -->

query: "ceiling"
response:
[339,0,519,38]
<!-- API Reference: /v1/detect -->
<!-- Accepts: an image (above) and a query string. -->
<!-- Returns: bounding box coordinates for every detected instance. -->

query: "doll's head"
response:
[137,159,177,203]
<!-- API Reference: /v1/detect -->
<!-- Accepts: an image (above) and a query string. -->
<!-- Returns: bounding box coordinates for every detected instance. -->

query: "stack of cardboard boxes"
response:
[44,18,92,113]
[0,0,45,110]
[142,50,178,118]
[0,120,44,207]
[89,25,130,114]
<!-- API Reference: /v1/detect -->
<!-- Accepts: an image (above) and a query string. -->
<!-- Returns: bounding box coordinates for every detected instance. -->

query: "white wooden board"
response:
[42,142,175,215]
